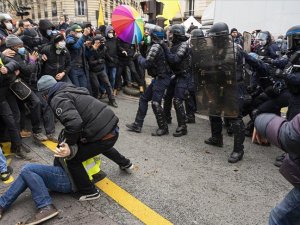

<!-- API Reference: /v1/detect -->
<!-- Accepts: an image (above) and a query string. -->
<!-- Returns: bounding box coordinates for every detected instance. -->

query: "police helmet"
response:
[286,25,300,50]
[190,28,204,39]
[170,24,185,37]
[144,23,164,41]
[207,22,229,36]
[255,31,272,46]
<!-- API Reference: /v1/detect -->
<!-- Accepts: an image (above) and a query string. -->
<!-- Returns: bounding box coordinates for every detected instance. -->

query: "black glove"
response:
[98,59,105,64]
[262,57,274,64]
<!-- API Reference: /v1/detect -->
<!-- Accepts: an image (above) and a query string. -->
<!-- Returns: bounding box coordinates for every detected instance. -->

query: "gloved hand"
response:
[98,59,105,64]
[133,51,141,60]
[262,57,274,64]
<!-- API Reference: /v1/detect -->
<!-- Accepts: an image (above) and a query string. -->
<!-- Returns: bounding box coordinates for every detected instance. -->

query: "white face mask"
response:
[76,33,83,39]
[5,22,13,30]
[108,33,114,38]
[57,41,66,49]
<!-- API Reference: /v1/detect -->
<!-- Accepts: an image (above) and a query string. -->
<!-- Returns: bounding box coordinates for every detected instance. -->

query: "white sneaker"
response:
[78,189,101,201]
[120,163,134,174]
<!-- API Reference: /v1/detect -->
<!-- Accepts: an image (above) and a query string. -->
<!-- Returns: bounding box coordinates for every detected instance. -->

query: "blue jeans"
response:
[0,147,7,173]
[69,67,88,88]
[269,187,300,225]
[0,164,72,209]
[107,66,117,89]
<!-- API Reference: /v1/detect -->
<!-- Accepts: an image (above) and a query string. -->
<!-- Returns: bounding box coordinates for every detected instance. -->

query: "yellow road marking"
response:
[42,140,173,225]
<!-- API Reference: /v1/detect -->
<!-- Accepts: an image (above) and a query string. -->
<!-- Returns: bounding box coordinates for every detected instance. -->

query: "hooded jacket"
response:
[48,83,119,146]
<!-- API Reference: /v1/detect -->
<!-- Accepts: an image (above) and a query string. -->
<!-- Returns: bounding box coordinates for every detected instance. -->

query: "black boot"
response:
[151,102,169,136]
[228,120,245,163]
[185,116,196,124]
[163,94,172,124]
[109,99,118,108]
[173,98,187,137]
[205,116,223,147]
[126,102,145,133]
[204,136,223,147]
[126,122,142,133]
[11,143,31,160]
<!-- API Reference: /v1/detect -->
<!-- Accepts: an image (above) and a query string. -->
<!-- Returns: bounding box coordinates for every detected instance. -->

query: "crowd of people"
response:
[0,11,298,224]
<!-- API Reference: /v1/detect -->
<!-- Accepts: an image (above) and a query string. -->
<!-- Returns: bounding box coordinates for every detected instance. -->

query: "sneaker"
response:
[33,133,48,142]
[120,163,134,174]
[20,129,32,138]
[25,204,58,225]
[126,122,142,133]
[11,145,32,160]
[78,189,101,201]
[46,133,58,143]
[0,166,13,181]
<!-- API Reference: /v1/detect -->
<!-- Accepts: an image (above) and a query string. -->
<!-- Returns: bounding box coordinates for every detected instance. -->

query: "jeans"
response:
[269,187,300,225]
[0,164,72,209]
[107,66,117,89]
[0,147,7,173]
[69,67,88,89]
[66,127,130,194]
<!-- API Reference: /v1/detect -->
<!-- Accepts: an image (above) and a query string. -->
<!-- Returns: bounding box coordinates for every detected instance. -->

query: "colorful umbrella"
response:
[112,5,144,44]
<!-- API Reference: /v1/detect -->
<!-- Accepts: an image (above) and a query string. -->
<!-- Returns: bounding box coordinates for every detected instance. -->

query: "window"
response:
[31,5,35,19]
[75,0,86,16]
[52,1,57,17]
[44,2,48,18]
[37,4,41,18]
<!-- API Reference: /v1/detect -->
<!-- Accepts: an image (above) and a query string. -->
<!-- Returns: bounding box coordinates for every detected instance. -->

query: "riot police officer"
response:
[185,28,204,123]
[126,24,171,136]
[161,24,191,137]
[255,31,280,59]
[201,22,247,163]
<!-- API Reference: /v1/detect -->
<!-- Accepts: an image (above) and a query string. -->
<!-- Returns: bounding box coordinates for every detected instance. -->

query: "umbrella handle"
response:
[134,35,140,54]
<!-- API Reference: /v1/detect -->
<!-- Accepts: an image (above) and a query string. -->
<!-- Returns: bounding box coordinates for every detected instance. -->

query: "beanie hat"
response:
[230,28,238,34]
[70,24,82,32]
[53,34,64,44]
[6,34,23,47]
[37,75,57,92]
[39,19,54,31]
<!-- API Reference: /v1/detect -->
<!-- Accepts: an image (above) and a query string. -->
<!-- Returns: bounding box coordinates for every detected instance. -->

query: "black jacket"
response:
[48,83,119,145]
[41,45,71,82]
[105,37,118,67]
[88,46,107,72]
[0,53,20,101]
[10,53,37,89]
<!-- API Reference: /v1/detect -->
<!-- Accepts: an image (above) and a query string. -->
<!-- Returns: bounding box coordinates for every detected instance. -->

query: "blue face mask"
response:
[18,47,26,55]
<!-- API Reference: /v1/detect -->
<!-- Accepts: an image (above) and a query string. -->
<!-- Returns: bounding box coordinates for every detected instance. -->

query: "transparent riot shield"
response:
[243,31,252,53]
[191,35,239,117]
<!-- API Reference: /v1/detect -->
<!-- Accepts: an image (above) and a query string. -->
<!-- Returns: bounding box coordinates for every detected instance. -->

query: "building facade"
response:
[0,0,145,26]
[174,0,213,22]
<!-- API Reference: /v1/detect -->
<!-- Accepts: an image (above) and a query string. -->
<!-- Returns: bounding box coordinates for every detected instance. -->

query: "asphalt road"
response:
[0,93,291,225]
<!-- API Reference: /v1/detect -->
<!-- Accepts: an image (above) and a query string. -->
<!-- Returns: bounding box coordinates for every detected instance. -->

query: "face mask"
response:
[259,40,267,46]
[18,47,26,55]
[57,41,66,49]
[5,22,13,30]
[108,33,114,38]
[46,29,52,36]
[76,33,83,39]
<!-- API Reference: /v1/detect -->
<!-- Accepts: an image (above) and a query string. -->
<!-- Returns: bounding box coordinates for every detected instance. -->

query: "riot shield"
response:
[243,31,252,53]
[191,35,239,117]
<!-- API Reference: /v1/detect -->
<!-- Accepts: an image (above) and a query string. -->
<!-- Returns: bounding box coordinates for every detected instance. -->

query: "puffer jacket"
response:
[48,82,119,145]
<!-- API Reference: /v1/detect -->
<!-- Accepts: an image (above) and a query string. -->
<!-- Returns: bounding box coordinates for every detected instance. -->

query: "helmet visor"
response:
[287,33,300,50]
[256,32,268,41]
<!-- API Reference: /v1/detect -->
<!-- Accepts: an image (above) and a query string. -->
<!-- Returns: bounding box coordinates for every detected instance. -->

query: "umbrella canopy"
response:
[112,5,144,44]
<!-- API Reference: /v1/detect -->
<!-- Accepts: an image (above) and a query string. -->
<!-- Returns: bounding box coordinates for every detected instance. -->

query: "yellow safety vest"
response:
[82,155,101,181]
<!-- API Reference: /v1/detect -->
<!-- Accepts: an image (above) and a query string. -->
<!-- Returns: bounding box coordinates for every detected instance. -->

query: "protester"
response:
[37,75,133,199]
